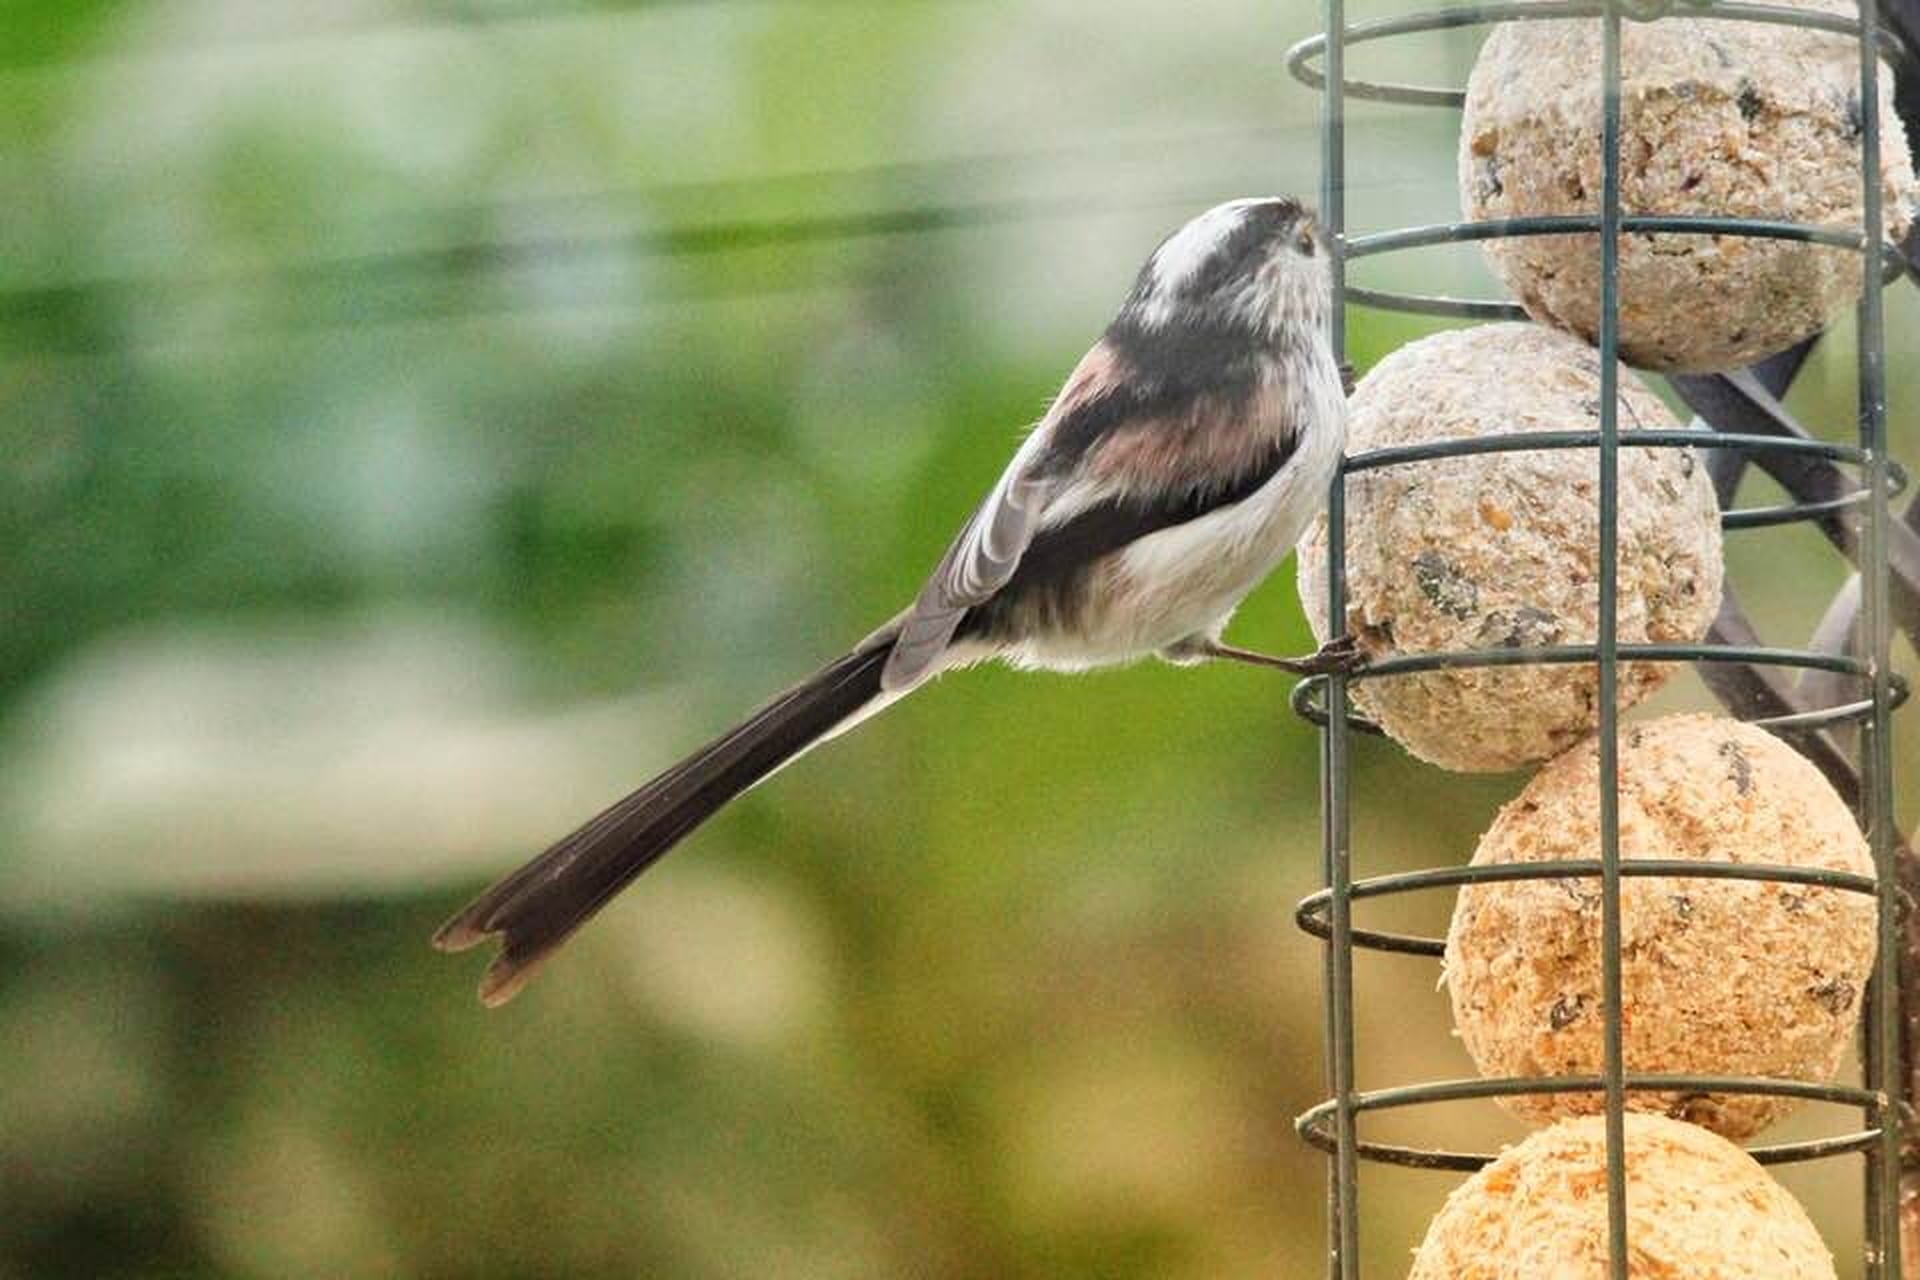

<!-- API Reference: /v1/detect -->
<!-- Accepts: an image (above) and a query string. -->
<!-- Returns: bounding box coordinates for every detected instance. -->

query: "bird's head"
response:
[1121,196,1330,340]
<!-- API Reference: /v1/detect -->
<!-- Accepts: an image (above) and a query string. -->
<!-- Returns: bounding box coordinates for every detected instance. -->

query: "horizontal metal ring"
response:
[1724,489,1879,531]
[1295,1123,1881,1171]
[1343,285,1522,320]
[1294,1072,1885,1170]
[1342,427,1899,482]
[1354,642,1863,679]
[1345,429,1893,471]
[1339,217,1910,318]
[1291,658,1908,737]
[1348,215,1900,258]
[1285,0,1910,107]
[1295,858,1881,956]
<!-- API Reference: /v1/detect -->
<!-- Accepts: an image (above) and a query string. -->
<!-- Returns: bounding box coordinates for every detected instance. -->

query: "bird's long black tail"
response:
[434,633,897,1006]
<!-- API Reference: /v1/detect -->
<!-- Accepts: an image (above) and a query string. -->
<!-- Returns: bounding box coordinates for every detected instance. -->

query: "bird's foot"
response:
[1199,635,1367,677]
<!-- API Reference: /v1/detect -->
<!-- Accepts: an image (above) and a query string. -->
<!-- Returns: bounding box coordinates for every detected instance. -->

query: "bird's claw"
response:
[1194,635,1370,677]
[1295,634,1369,677]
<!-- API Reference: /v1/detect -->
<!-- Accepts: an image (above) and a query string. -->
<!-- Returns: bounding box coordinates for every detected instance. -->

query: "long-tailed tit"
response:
[437,195,1355,1005]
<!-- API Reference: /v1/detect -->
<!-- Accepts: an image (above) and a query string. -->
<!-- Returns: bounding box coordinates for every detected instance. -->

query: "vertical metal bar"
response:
[1595,4,1630,1277]
[1317,1,1358,1276]
[1855,3,1902,1276]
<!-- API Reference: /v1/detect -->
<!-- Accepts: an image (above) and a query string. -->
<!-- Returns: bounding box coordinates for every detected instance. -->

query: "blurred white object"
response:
[0,611,694,903]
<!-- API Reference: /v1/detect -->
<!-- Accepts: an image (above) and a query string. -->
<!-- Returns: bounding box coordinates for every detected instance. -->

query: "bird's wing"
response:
[881,342,1122,691]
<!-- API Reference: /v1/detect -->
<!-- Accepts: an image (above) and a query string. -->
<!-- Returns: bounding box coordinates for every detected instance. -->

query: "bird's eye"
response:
[1296,229,1317,256]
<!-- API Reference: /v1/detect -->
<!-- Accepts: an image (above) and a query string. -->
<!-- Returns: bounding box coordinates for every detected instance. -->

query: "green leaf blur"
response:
[1,3,1911,1278]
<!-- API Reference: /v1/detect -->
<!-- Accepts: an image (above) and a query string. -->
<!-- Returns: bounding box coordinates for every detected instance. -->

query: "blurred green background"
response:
[1,2,1915,1277]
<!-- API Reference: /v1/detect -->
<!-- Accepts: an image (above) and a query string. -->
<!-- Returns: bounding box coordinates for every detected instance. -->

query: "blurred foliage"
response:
[0,2,1913,1278]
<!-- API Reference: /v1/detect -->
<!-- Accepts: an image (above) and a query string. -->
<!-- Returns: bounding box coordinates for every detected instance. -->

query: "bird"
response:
[435,194,1356,1006]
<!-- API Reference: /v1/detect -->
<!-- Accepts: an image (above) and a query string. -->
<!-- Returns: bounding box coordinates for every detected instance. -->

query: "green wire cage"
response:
[1284,1,1912,1274]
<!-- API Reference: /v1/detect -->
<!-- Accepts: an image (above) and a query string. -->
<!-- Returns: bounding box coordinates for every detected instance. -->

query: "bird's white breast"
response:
[993,349,1347,675]
[1103,359,1347,658]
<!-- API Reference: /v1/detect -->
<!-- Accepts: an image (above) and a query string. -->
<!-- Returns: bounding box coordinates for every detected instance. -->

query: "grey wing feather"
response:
[882,430,1056,691]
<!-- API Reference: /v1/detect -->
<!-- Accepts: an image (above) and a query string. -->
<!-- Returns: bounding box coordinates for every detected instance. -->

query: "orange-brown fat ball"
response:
[1298,323,1724,773]
[1444,714,1875,1140]
[1409,1115,1836,1279]
[1461,0,1917,372]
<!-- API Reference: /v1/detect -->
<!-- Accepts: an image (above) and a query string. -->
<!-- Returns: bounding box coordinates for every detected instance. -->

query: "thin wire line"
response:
[0,118,1310,305]
[0,0,965,78]
[0,114,1350,357]
[1317,0,1358,1276]
[1595,4,1629,1276]
[1856,0,1903,1274]
[0,186,1246,352]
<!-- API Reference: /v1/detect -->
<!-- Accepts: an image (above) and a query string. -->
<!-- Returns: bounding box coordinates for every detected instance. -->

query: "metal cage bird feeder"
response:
[1283,0,1913,1274]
